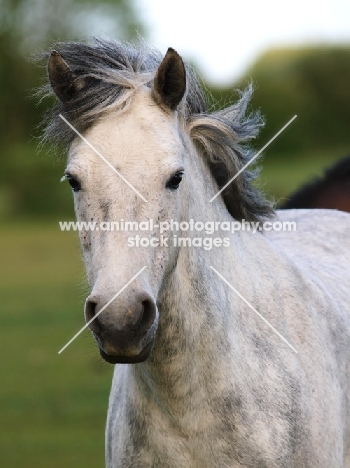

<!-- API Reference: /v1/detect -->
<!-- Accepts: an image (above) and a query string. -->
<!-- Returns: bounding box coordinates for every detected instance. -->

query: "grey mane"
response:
[38,38,273,222]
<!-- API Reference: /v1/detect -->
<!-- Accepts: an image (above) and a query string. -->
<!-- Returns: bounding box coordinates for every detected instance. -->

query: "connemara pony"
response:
[41,39,350,467]
[282,155,350,212]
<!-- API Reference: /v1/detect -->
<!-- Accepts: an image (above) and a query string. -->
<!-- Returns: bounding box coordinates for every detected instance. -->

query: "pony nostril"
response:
[138,299,156,334]
[85,300,101,334]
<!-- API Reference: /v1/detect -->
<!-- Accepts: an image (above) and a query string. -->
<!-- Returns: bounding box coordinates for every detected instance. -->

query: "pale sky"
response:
[135,0,350,85]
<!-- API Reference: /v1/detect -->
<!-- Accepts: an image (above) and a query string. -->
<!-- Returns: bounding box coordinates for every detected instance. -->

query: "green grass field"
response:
[1,148,347,467]
[0,222,113,468]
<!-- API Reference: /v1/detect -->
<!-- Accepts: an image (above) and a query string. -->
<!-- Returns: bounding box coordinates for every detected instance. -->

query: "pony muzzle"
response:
[84,294,158,364]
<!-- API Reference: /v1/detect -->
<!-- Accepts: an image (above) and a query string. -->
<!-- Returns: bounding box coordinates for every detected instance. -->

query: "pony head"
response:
[44,39,272,363]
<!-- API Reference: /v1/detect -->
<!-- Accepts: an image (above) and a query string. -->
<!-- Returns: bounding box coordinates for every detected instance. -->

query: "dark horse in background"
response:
[281,155,350,212]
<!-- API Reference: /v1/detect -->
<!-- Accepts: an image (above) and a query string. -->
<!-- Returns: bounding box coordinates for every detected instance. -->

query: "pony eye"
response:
[166,171,184,190]
[65,173,81,192]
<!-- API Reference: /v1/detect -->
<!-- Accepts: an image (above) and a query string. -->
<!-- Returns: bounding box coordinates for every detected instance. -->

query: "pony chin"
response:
[98,339,155,364]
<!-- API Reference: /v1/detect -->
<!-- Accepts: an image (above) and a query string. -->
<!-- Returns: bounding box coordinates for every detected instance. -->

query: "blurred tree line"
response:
[1,0,349,218]
[0,0,143,218]
[0,0,142,146]
[208,46,350,156]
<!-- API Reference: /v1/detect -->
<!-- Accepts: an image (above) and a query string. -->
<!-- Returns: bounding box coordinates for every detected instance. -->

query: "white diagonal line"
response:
[209,115,297,203]
[210,266,298,354]
[59,114,148,202]
[58,266,147,354]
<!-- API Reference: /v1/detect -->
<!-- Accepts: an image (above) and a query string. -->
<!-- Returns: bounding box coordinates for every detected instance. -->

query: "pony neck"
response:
[135,155,261,400]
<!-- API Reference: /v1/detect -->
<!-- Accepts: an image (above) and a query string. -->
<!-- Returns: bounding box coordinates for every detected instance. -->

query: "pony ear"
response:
[152,48,186,110]
[48,51,81,102]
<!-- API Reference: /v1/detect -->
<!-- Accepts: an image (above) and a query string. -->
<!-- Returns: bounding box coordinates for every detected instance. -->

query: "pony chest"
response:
[108,377,283,467]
